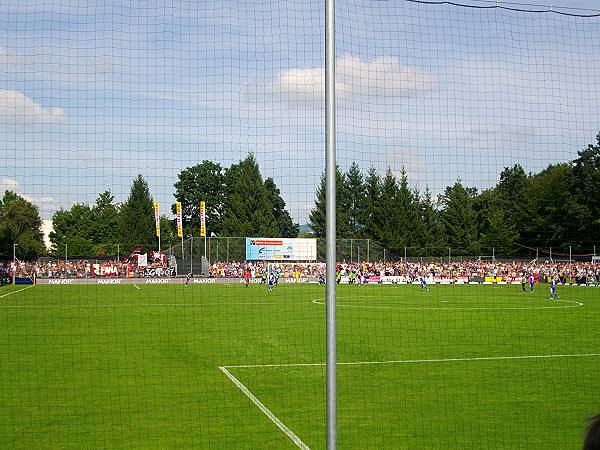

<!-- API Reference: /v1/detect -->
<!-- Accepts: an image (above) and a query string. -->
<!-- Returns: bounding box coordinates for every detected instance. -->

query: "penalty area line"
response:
[219,366,310,450]
[223,352,600,369]
[0,285,34,300]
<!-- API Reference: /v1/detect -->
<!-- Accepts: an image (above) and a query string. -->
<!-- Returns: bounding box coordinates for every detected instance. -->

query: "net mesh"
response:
[1,0,600,448]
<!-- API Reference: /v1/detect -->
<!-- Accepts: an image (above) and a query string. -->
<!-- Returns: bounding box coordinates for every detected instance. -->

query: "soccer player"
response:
[420,273,429,291]
[268,271,275,292]
[529,274,535,293]
[550,277,559,300]
[318,273,325,285]
[521,274,527,292]
[185,271,193,286]
[244,269,250,288]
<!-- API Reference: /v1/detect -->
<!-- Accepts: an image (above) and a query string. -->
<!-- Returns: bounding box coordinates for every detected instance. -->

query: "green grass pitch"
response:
[1,282,599,449]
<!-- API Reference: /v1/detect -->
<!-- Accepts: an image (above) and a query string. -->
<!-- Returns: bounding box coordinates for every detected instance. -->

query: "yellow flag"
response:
[176,202,182,238]
[153,201,160,237]
[200,201,206,237]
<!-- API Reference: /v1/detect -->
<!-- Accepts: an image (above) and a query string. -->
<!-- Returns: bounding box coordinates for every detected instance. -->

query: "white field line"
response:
[0,285,34,299]
[133,284,141,290]
[220,352,600,447]
[0,302,284,308]
[219,366,310,450]
[223,352,600,369]
[312,298,584,310]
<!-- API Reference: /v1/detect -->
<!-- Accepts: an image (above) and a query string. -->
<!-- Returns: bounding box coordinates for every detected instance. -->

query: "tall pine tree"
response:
[221,155,279,237]
[439,181,479,256]
[119,174,156,254]
[309,166,350,238]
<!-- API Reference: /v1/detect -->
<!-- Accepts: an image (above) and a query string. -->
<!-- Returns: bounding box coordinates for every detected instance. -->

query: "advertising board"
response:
[245,238,317,261]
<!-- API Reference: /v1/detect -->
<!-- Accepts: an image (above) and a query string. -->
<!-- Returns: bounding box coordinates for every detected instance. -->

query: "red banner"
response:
[92,264,119,277]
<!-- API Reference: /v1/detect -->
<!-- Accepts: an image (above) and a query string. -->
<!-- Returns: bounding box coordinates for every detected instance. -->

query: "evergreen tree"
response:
[479,208,519,257]
[396,168,425,253]
[0,191,45,259]
[439,181,479,255]
[308,166,350,238]
[221,155,278,237]
[264,177,299,237]
[119,174,156,254]
[571,134,600,247]
[372,169,402,252]
[345,162,366,238]
[520,163,578,252]
[420,187,446,256]
[362,168,382,240]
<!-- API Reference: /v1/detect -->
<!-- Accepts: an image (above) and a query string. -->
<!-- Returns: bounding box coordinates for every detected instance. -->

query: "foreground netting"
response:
[1,0,600,448]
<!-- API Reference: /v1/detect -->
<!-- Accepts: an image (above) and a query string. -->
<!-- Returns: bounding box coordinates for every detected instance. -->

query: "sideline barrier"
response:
[35,277,599,286]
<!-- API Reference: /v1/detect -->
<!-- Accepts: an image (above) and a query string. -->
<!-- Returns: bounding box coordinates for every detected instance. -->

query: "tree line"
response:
[1,134,599,260]
[0,155,297,259]
[310,134,600,257]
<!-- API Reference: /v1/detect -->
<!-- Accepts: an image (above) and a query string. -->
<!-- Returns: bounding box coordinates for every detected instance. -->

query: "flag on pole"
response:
[200,201,206,237]
[153,201,160,237]
[176,201,183,237]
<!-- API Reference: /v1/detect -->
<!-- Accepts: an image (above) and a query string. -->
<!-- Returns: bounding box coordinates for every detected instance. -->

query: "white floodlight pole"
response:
[325,0,336,447]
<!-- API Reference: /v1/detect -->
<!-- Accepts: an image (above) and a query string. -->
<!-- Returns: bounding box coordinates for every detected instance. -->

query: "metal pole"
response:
[367,239,370,262]
[65,243,68,278]
[404,246,407,263]
[12,243,16,285]
[117,244,120,262]
[448,247,451,263]
[227,238,229,263]
[492,247,495,261]
[190,236,193,274]
[350,239,353,264]
[536,247,539,262]
[325,0,337,445]
[569,246,572,264]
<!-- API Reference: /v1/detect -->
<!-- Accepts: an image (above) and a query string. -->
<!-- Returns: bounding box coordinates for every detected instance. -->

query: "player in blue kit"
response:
[268,271,275,292]
[420,273,429,291]
[529,274,535,293]
[550,277,559,300]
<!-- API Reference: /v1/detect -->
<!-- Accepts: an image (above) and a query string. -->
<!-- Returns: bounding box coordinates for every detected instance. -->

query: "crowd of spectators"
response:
[2,258,600,284]
[334,260,600,283]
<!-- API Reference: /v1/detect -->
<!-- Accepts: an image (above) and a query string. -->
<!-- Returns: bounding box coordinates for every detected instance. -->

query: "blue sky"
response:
[1,0,600,226]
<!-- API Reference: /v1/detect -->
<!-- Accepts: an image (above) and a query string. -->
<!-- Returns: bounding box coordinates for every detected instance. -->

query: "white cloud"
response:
[0,177,19,190]
[0,47,25,65]
[0,90,65,124]
[271,54,437,103]
[0,177,60,215]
